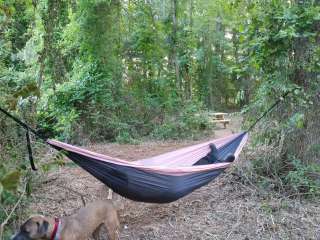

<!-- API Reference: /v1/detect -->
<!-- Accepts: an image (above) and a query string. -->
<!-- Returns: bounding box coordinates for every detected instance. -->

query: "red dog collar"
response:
[50,218,60,240]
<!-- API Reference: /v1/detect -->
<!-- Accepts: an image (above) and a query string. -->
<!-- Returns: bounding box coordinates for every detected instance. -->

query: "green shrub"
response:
[0,164,24,239]
[151,102,214,140]
[38,70,214,143]
[285,158,320,196]
[243,139,320,197]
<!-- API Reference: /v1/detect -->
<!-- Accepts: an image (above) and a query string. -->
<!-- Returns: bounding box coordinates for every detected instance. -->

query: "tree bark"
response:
[40,0,67,89]
[172,0,181,91]
[184,0,194,100]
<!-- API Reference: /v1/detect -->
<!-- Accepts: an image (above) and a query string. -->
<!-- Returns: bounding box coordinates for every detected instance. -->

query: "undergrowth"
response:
[0,127,69,239]
[151,108,213,140]
[240,131,320,198]
[38,91,215,144]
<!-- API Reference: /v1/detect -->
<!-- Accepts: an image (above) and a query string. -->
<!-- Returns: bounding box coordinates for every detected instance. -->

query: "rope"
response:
[246,89,296,132]
[0,106,46,141]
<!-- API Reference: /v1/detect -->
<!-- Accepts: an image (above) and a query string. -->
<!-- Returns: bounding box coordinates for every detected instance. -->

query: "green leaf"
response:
[26,179,32,197]
[0,165,6,180]
[313,13,320,21]
[289,113,305,129]
[1,171,21,191]
[294,89,300,95]
[0,182,3,196]
[13,82,40,99]
[296,118,304,129]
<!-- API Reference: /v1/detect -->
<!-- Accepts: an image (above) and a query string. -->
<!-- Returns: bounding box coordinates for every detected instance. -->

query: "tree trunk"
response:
[285,0,320,162]
[40,0,67,89]
[172,0,181,91]
[184,0,194,100]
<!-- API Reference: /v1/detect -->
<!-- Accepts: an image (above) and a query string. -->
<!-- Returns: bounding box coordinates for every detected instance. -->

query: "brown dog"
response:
[12,200,120,240]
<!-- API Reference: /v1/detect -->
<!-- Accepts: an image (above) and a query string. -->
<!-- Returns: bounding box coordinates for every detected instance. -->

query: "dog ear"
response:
[39,220,49,235]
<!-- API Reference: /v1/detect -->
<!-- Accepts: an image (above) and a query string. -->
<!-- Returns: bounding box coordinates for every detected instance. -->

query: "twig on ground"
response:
[226,204,242,240]
[41,176,59,185]
[279,192,317,202]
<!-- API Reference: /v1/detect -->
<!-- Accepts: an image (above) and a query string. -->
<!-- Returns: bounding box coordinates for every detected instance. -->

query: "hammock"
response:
[0,88,297,203]
[0,106,246,203]
[47,132,248,203]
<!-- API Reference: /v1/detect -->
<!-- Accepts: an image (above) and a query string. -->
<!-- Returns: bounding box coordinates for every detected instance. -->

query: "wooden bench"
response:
[212,119,230,129]
[210,112,230,128]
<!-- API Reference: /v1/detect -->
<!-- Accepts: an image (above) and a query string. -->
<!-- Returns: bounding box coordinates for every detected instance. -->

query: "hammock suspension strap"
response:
[0,106,46,171]
[246,88,297,132]
[0,107,46,141]
[26,129,37,171]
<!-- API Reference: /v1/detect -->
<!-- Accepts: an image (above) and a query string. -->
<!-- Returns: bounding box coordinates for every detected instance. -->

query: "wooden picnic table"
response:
[210,112,230,128]
[211,112,227,119]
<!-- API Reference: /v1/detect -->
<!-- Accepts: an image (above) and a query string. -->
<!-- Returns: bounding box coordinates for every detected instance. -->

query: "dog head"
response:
[12,215,49,240]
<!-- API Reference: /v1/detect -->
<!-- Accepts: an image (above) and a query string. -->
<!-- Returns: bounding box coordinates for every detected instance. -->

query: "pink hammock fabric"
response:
[47,132,248,203]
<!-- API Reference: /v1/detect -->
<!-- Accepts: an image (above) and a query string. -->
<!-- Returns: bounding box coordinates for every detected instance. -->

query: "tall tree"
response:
[39,0,68,89]
[171,0,181,91]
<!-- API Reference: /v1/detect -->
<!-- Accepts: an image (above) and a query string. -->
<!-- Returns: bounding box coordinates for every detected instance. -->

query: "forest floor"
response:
[27,116,320,240]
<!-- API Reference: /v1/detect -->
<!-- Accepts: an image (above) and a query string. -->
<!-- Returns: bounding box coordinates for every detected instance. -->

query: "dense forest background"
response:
[1,0,319,142]
[0,0,319,238]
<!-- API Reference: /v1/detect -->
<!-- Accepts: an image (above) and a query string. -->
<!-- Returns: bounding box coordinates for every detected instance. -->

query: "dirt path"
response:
[27,117,320,240]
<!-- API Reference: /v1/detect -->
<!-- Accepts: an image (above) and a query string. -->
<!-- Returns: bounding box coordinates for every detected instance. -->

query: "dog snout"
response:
[11,233,30,240]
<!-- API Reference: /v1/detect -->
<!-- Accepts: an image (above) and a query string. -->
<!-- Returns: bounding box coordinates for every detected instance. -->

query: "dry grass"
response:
[25,163,320,240]
[23,156,319,238]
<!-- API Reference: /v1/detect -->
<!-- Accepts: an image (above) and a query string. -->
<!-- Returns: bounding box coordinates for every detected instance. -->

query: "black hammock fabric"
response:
[47,132,248,203]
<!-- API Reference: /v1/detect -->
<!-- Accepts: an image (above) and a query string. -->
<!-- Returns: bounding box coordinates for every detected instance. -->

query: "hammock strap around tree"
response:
[246,88,298,132]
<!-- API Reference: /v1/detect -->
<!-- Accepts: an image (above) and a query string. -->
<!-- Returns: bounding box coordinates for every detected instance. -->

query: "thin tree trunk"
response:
[293,0,310,89]
[187,0,194,99]
[172,0,180,91]
[183,0,194,100]
[40,0,67,90]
